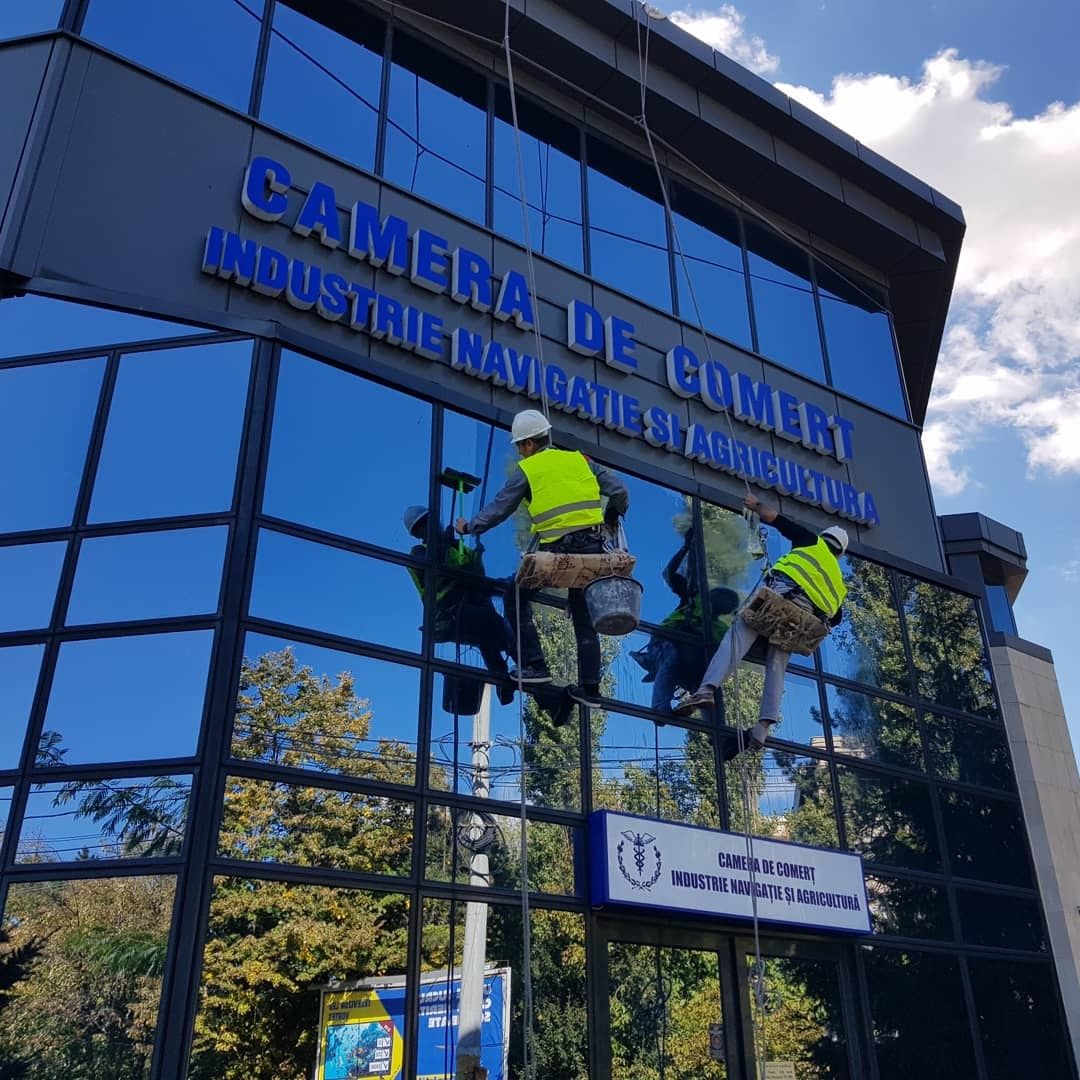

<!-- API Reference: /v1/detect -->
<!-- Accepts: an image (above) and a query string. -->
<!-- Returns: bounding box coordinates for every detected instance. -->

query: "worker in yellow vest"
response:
[674,493,848,749]
[455,409,629,707]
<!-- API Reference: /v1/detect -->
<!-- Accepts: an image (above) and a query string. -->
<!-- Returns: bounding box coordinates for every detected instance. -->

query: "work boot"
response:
[748,720,774,750]
[496,682,516,707]
[672,686,715,717]
[508,665,552,684]
[568,683,602,708]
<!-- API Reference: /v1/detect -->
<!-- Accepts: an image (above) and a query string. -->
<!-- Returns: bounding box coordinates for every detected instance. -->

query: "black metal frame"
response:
[0,313,1073,1079]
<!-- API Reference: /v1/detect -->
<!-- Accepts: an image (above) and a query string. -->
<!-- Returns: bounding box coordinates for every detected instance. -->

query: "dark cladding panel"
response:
[11,48,250,306]
[840,399,942,569]
[0,38,53,244]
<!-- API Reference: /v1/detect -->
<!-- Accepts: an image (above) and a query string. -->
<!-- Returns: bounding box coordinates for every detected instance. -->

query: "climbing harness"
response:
[740,586,830,656]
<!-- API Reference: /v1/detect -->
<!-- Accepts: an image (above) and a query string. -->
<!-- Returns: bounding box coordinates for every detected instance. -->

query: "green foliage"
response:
[0,877,175,1080]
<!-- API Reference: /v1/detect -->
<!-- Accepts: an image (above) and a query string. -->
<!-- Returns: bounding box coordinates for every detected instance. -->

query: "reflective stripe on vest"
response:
[772,538,847,617]
[518,448,603,543]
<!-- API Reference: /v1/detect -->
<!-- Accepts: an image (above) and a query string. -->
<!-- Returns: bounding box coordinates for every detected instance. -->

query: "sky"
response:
[661,0,1080,758]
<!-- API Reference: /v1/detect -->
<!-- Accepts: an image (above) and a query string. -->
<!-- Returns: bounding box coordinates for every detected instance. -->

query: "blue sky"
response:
[665,2,1080,757]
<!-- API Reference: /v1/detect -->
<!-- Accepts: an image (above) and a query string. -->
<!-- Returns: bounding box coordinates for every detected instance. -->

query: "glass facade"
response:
[0,291,1065,1078]
[57,0,907,417]
[0,5,1071,1079]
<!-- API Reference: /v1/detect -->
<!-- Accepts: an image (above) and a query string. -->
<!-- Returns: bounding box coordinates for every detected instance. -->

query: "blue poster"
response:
[317,969,510,1080]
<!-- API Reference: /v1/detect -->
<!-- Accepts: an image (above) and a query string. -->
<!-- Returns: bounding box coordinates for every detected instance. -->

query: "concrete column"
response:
[991,643,1080,1060]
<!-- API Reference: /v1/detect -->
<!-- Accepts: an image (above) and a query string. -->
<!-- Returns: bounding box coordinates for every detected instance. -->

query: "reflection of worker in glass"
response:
[644,526,741,711]
[675,493,848,748]
[405,506,515,706]
[455,409,629,708]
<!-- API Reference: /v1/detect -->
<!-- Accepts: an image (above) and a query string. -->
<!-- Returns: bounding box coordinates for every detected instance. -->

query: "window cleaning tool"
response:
[439,467,483,559]
[437,467,488,717]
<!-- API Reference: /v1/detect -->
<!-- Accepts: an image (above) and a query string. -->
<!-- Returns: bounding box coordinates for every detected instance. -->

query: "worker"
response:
[404,506,516,706]
[455,409,629,708]
[635,526,741,712]
[674,493,847,748]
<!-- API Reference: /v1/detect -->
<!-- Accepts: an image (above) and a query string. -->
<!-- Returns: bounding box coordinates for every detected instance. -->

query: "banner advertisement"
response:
[590,811,870,934]
[316,968,510,1080]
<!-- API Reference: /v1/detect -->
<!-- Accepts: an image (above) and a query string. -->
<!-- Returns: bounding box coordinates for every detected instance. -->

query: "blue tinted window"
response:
[817,263,906,416]
[984,584,1017,636]
[67,526,227,625]
[0,1,63,39]
[0,541,66,631]
[493,87,583,270]
[440,412,520,581]
[587,137,671,309]
[264,352,431,551]
[17,774,190,862]
[90,341,251,522]
[249,529,421,652]
[39,631,213,765]
[0,643,44,769]
[260,2,383,170]
[746,222,825,381]
[0,357,104,533]
[82,0,262,111]
[384,32,487,224]
[670,182,751,348]
[233,632,420,785]
[0,295,203,359]
[0,786,10,847]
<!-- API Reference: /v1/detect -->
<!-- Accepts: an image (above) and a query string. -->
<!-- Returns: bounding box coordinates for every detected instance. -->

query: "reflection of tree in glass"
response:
[0,876,174,1078]
[752,955,850,1080]
[826,559,907,693]
[232,648,416,783]
[24,731,189,861]
[608,943,727,1080]
[898,575,997,718]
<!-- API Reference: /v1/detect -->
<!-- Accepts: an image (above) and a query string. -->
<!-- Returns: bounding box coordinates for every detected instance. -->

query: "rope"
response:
[381,0,894,319]
[504,9,540,1075]
[630,5,768,1076]
[503,1,551,423]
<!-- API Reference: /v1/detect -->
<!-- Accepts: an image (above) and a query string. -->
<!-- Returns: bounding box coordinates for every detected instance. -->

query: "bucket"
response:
[442,674,485,716]
[585,576,643,636]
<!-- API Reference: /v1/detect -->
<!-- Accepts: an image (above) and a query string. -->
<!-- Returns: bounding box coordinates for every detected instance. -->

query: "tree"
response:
[0,876,175,1080]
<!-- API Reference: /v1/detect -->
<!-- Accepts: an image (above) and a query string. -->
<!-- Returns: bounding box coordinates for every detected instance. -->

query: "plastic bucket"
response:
[442,674,485,716]
[585,576,643,636]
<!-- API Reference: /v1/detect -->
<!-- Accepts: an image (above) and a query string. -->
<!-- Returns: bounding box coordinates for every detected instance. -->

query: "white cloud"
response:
[668,5,1080,496]
[668,5,779,75]
[773,50,1080,492]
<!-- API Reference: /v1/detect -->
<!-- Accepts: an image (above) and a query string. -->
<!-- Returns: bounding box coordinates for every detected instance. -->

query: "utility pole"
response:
[456,682,491,1080]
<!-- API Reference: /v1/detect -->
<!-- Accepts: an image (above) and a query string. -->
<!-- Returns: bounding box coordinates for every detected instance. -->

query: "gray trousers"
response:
[698,577,814,723]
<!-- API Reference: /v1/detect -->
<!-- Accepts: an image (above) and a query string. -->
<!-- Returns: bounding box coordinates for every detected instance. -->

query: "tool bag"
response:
[739,585,828,656]
[515,523,636,590]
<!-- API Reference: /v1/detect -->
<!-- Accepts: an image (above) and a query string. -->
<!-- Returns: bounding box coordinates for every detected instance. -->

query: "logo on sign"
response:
[617,830,663,891]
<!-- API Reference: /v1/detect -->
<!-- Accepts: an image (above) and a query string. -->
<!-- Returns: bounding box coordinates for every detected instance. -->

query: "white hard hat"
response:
[403,505,428,536]
[510,409,552,444]
[820,525,849,554]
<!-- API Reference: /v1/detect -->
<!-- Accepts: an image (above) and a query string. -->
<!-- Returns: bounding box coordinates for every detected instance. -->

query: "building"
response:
[0,2,1076,1078]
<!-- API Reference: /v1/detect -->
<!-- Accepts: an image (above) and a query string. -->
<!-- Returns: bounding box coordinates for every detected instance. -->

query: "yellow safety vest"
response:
[518,448,603,544]
[772,537,847,617]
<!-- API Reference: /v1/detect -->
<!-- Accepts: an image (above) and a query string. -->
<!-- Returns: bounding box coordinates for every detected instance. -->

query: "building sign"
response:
[316,969,510,1080]
[589,811,870,934]
[199,156,880,526]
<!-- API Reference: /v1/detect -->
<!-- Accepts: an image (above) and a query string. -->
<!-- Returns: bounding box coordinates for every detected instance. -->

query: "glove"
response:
[604,507,621,527]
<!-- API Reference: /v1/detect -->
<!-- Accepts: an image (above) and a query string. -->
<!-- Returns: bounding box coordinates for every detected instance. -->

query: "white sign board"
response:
[589,811,870,934]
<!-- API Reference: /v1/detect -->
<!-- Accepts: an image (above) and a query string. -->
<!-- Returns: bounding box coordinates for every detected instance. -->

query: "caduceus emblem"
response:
[617,829,663,891]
